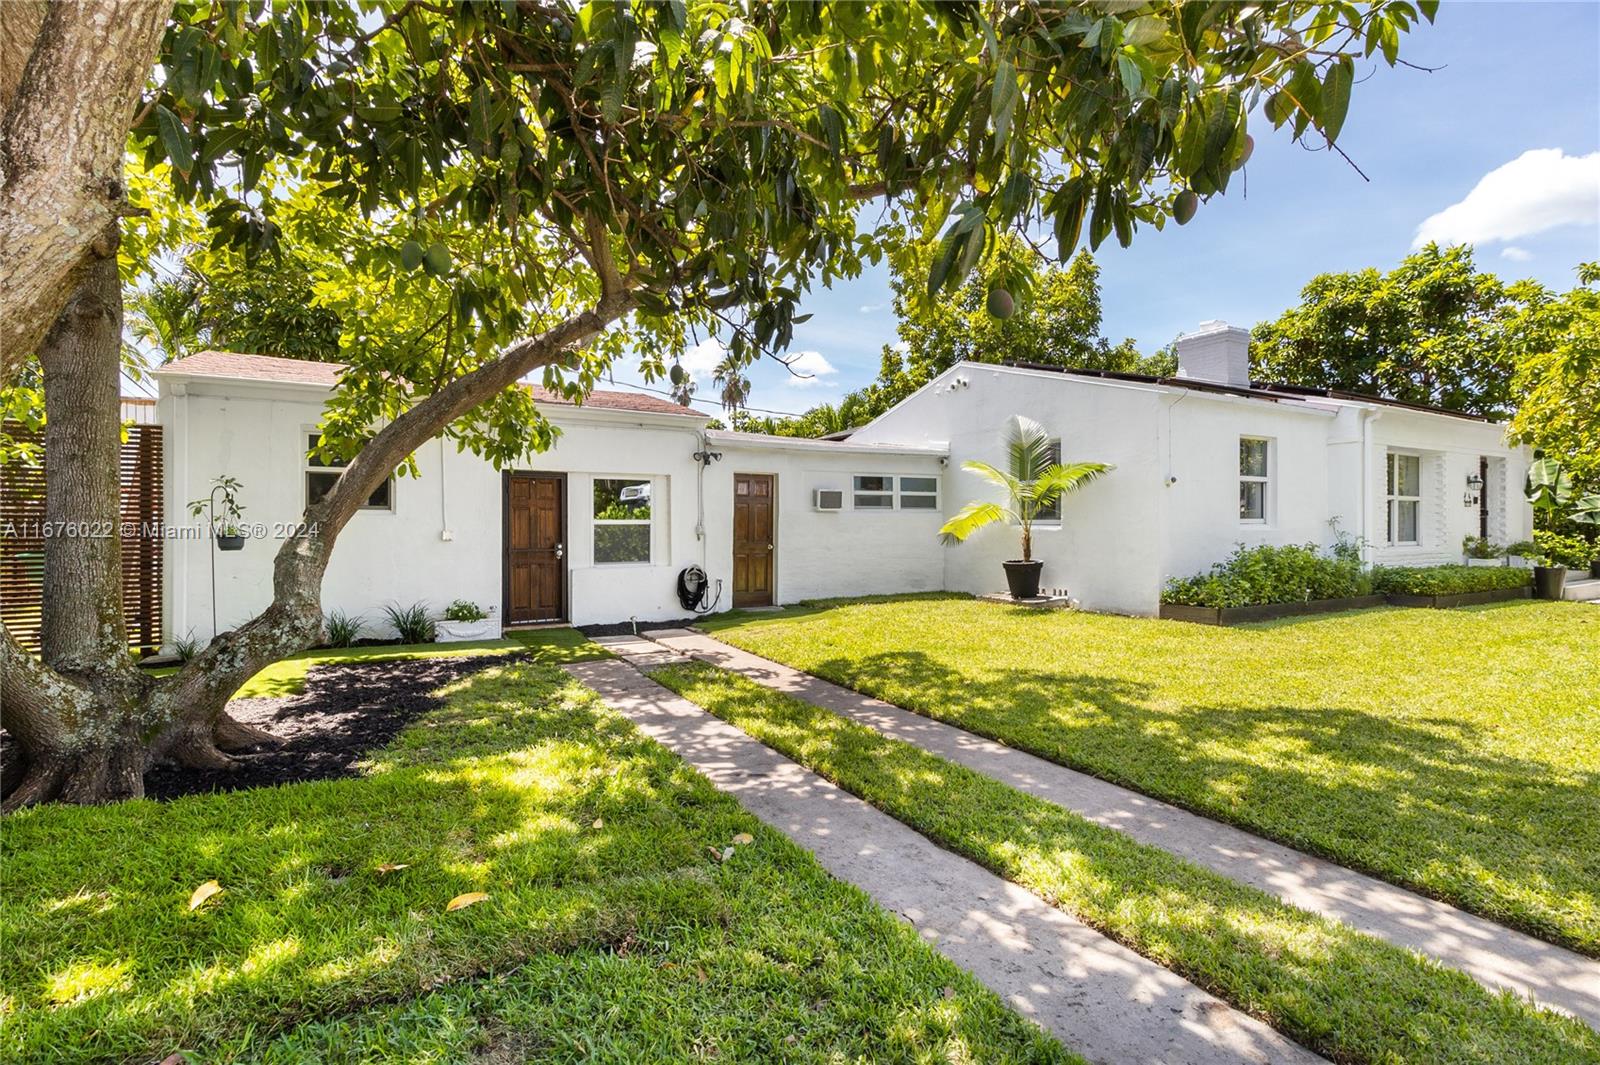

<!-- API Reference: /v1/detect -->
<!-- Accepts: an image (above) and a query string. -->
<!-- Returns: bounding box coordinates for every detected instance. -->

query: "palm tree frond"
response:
[960,459,1016,491]
[938,501,1011,545]
[1004,414,1055,481]
[1033,461,1114,504]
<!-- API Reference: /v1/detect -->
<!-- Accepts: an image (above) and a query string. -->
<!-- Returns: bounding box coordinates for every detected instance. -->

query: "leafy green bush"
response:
[1162,542,1371,608]
[1533,530,1598,568]
[1371,565,1531,596]
[382,601,436,643]
[442,598,488,622]
[1502,540,1539,559]
[321,608,365,647]
[1461,535,1500,559]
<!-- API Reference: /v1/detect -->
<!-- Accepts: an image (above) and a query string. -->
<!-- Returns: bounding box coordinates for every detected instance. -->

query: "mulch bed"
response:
[578,617,703,638]
[140,653,519,801]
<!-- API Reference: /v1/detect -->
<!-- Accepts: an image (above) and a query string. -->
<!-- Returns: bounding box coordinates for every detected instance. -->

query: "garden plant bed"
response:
[142,654,517,799]
[1159,594,1386,625]
[1386,586,1533,609]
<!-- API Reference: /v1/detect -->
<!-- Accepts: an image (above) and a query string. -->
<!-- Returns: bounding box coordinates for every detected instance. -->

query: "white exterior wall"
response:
[1161,394,1338,581]
[705,434,948,605]
[157,376,945,643]
[851,364,1167,615]
[1362,409,1532,566]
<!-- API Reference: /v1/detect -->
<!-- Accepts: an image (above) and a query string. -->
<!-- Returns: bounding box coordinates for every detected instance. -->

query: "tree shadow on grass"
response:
[3,661,1069,1065]
[808,648,1600,952]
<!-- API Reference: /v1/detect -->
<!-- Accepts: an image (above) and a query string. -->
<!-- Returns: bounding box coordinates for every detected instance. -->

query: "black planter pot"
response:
[1002,560,1043,599]
[1591,560,1600,580]
[216,534,245,552]
[1533,564,1567,600]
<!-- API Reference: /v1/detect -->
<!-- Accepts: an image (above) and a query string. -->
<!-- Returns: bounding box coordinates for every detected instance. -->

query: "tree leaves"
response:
[1321,59,1353,143]
[154,105,194,177]
[446,892,490,912]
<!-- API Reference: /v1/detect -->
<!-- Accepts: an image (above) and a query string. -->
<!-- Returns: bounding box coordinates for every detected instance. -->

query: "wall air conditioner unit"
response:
[813,488,843,512]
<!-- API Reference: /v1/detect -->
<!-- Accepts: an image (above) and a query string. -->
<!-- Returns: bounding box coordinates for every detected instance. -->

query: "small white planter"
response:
[1464,557,1502,568]
[1505,555,1534,570]
[436,617,501,643]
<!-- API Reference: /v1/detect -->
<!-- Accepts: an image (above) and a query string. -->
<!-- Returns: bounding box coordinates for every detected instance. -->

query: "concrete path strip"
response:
[647,630,1600,1031]
[565,657,1326,1065]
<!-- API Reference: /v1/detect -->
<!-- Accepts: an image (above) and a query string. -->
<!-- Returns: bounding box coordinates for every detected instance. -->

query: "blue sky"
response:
[642,2,1600,419]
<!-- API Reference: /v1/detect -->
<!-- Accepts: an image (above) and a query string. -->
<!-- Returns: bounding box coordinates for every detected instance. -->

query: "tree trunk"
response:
[3,247,153,807]
[2,283,635,809]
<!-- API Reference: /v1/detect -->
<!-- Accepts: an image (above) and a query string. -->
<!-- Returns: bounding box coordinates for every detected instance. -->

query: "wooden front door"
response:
[733,473,775,607]
[504,473,565,624]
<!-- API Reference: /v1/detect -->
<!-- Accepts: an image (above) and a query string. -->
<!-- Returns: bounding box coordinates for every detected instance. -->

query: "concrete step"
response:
[1563,577,1600,602]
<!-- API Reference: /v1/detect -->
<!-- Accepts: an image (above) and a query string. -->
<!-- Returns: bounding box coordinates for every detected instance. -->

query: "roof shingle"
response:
[157,350,707,417]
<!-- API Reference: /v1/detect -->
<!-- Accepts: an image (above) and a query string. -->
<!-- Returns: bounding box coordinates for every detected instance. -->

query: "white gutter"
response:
[1360,408,1383,563]
[707,429,948,457]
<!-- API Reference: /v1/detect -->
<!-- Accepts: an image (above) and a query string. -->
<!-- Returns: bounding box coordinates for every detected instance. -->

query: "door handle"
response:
[555,543,564,560]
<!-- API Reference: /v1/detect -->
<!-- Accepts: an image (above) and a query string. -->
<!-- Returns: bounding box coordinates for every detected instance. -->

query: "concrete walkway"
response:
[567,654,1325,1065]
[644,630,1600,1031]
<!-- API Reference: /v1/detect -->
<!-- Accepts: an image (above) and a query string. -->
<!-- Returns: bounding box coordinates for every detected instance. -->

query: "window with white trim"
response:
[305,434,393,510]
[898,475,939,510]
[1036,440,1063,522]
[593,477,653,564]
[1239,437,1270,523]
[1386,452,1421,545]
[853,475,895,509]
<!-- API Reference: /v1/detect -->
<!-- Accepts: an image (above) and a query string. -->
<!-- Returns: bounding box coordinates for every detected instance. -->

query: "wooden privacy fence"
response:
[1,422,165,655]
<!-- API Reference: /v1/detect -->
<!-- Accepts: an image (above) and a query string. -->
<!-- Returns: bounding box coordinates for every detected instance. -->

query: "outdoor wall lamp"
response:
[1466,472,1484,491]
[693,449,723,466]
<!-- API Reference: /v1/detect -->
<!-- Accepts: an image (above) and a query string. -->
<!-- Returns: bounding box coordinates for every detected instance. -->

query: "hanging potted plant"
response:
[189,475,248,551]
[1524,453,1600,600]
[939,414,1111,599]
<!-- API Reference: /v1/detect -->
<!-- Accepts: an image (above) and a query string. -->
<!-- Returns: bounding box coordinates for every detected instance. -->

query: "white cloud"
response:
[1500,246,1533,262]
[781,350,837,388]
[858,302,887,314]
[675,337,726,382]
[1413,149,1600,249]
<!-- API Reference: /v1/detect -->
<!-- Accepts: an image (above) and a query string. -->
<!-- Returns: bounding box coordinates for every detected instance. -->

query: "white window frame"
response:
[1386,451,1422,546]
[852,474,896,510]
[305,432,394,511]
[1239,436,1271,525]
[897,475,940,511]
[1035,439,1064,523]
[592,476,655,565]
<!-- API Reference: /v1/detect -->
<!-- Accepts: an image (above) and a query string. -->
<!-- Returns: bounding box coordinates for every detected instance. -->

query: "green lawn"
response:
[703,595,1600,954]
[146,626,607,698]
[2,657,1068,1064]
[655,662,1598,1065]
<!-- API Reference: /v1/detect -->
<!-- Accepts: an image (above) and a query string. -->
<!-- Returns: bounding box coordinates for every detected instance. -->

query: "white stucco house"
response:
[152,320,1532,642]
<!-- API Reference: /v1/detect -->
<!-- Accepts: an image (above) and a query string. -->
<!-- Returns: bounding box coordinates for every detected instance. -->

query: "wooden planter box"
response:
[1383,586,1531,609]
[1159,595,1387,626]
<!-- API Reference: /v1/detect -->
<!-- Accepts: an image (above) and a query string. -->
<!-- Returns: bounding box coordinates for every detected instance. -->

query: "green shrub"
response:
[1460,535,1500,559]
[1371,565,1531,596]
[1533,529,1598,568]
[321,608,365,647]
[1502,540,1539,559]
[442,598,488,622]
[382,601,436,643]
[1162,541,1372,608]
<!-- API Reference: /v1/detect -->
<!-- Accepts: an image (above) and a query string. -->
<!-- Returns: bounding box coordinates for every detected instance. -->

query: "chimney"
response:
[1174,320,1252,388]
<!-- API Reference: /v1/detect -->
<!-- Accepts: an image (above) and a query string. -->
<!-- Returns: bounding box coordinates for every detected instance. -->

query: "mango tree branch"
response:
[145,289,638,758]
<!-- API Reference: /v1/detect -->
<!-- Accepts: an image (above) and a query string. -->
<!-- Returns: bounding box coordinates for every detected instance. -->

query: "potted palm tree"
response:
[1525,453,1600,599]
[939,415,1111,599]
